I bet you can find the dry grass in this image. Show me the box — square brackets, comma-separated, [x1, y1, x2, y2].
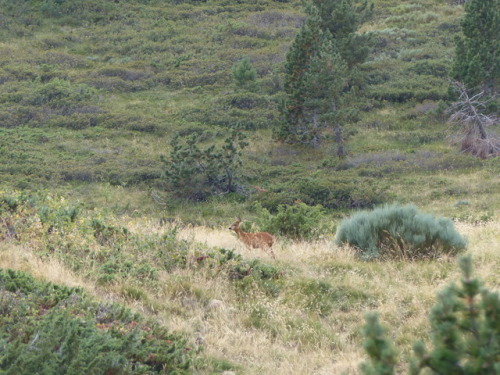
[1, 219, 498, 375]
[129, 218, 499, 374]
[0, 243, 91, 290]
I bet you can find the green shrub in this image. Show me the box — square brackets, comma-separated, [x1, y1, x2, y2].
[232, 56, 258, 91]
[230, 258, 284, 298]
[252, 177, 385, 213]
[161, 130, 248, 201]
[180, 93, 277, 130]
[335, 204, 467, 260]
[27, 79, 97, 110]
[360, 256, 500, 374]
[0, 269, 193, 375]
[254, 201, 327, 241]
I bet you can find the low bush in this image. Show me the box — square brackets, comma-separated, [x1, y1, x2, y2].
[161, 130, 248, 201]
[335, 204, 467, 260]
[254, 201, 327, 241]
[180, 93, 277, 130]
[361, 256, 500, 374]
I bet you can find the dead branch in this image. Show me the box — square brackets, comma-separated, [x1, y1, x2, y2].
[447, 82, 500, 158]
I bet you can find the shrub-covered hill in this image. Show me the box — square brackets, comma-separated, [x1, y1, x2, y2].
[0, 0, 498, 222]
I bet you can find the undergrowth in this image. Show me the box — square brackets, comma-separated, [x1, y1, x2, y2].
[0, 268, 193, 374]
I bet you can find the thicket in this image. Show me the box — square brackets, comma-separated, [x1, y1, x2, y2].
[335, 204, 467, 260]
[250, 173, 385, 213]
[361, 256, 500, 374]
[0, 269, 193, 374]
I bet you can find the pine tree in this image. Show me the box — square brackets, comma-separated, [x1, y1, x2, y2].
[451, 0, 499, 91]
[409, 256, 500, 375]
[312, 0, 373, 68]
[232, 56, 258, 91]
[162, 130, 248, 201]
[360, 313, 398, 375]
[277, 0, 372, 148]
[277, 3, 324, 144]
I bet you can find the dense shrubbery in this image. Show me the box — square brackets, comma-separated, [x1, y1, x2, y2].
[361, 256, 500, 374]
[179, 92, 277, 130]
[336, 204, 467, 260]
[0, 269, 193, 374]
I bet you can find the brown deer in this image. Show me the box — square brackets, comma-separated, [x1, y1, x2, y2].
[228, 218, 276, 259]
[253, 186, 268, 193]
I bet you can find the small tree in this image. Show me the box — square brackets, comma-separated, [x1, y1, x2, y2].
[276, 0, 372, 148]
[232, 56, 258, 91]
[162, 130, 248, 201]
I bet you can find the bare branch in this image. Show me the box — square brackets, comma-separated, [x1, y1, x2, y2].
[447, 81, 499, 158]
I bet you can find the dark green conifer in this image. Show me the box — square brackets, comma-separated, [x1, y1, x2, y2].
[360, 313, 398, 375]
[312, 0, 373, 68]
[277, 0, 372, 148]
[451, 0, 499, 91]
[278, 3, 324, 144]
[232, 56, 258, 91]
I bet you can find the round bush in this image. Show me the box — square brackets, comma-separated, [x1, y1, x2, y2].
[335, 204, 467, 260]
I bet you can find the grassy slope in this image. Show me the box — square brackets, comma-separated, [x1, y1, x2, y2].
[0, 0, 499, 374]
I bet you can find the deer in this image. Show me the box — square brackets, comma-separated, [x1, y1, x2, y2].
[228, 218, 276, 259]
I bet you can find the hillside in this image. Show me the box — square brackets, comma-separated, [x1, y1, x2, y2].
[0, 0, 499, 374]
[0, 0, 498, 219]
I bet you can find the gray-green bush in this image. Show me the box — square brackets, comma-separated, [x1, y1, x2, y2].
[335, 204, 466, 260]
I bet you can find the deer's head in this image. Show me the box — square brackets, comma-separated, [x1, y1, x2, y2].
[229, 218, 242, 231]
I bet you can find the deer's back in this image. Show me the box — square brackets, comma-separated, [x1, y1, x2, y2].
[242, 231, 274, 248]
